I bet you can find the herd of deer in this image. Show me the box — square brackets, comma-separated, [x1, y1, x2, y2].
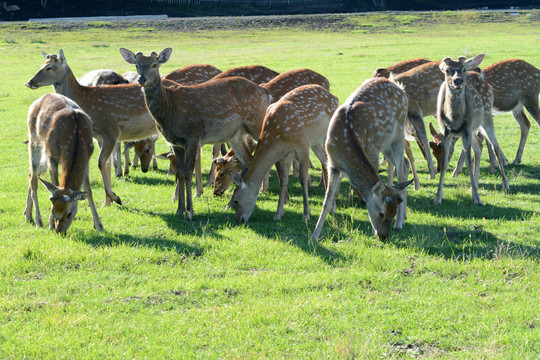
[23, 48, 540, 243]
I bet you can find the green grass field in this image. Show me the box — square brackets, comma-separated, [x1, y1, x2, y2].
[0, 11, 539, 358]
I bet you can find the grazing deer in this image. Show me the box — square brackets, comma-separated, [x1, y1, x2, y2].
[212, 68, 331, 196]
[120, 47, 271, 219]
[372, 58, 431, 79]
[78, 69, 129, 86]
[24, 93, 103, 234]
[228, 84, 338, 223]
[162, 64, 222, 84]
[433, 54, 510, 206]
[26, 50, 161, 206]
[311, 78, 413, 242]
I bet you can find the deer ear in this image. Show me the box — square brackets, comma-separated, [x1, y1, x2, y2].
[429, 122, 439, 137]
[392, 179, 414, 192]
[372, 180, 386, 197]
[41, 51, 48, 59]
[213, 157, 225, 165]
[58, 49, 66, 63]
[158, 48, 173, 64]
[119, 48, 137, 64]
[230, 170, 244, 187]
[39, 177, 59, 194]
[464, 54, 485, 70]
[72, 191, 88, 202]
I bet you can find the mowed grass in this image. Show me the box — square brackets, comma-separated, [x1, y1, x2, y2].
[0, 11, 539, 358]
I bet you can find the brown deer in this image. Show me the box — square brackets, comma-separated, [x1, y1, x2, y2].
[212, 68, 331, 196]
[26, 50, 161, 206]
[311, 78, 413, 242]
[228, 84, 338, 223]
[371, 58, 431, 79]
[162, 64, 222, 84]
[120, 47, 271, 219]
[24, 93, 103, 234]
[433, 54, 510, 206]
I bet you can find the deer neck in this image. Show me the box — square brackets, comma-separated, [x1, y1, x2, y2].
[443, 83, 468, 124]
[54, 66, 83, 101]
[242, 143, 282, 192]
[141, 80, 170, 123]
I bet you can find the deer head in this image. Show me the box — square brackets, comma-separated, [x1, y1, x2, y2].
[124, 135, 159, 173]
[227, 171, 258, 223]
[439, 54, 485, 92]
[366, 180, 409, 240]
[40, 178, 87, 234]
[428, 122, 444, 173]
[119, 48, 172, 87]
[212, 155, 242, 196]
[26, 50, 69, 89]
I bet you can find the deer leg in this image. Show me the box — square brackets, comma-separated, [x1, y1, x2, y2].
[404, 141, 420, 190]
[311, 142, 328, 190]
[274, 154, 294, 222]
[113, 142, 123, 177]
[47, 161, 60, 229]
[408, 113, 436, 179]
[512, 109, 531, 165]
[434, 135, 453, 206]
[480, 126, 510, 192]
[84, 170, 104, 232]
[311, 167, 341, 243]
[183, 142, 200, 220]
[97, 140, 122, 206]
[297, 150, 312, 222]
[471, 134, 483, 186]
[462, 132, 483, 206]
[205, 144, 221, 187]
[384, 142, 407, 230]
[172, 146, 186, 218]
[194, 148, 203, 198]
[26, 173, 44, 227]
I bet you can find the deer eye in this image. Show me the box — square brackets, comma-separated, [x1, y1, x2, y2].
[152, 64, 157, 68]
[378, 212, 384, 218]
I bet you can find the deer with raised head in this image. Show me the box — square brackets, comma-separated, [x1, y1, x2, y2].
[212, 68, 331, 196]
[311, 78, 413, 242]
[433, 54, 510, 206]
[372, 58, 431, 79]
[120, 47, 271, 219]
[228, 84, 338, 223]
[24, 93, 103, 234]
[162, 63, 222, 84]
[26, 50, 162, 206]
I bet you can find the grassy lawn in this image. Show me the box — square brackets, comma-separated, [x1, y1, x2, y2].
[0, 11, 539, 358]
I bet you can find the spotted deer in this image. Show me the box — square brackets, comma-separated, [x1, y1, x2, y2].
[120, 47, 271, 219]
[228, 84, 338, 223]
[24, 93, 103, 234]
[433, 54, 510, 206]
[371, 58, 431, 79]
[311, 78, 413, 242]
[213, 68, 331, 196]
[26, 50, 161, 206]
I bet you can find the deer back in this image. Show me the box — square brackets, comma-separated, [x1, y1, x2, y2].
[78, 69, 129, 86]
[390, 60, 443, 116]
[162, 64, 222, 84]
[261, 68, 330, 102]
[483, 59, 540, 112]
[372, 58, 431, 78]
[211, 65, 279, 85]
